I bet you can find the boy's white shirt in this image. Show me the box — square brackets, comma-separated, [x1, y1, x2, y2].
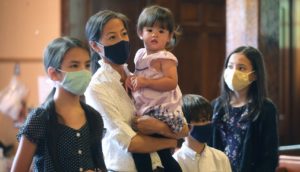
[173, 142, 232, 172]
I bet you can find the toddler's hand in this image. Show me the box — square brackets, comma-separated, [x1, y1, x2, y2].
[130, 76, 147, 91]
[125, 75, 134, 93]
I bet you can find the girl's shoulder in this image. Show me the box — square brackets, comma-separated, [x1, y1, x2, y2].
[81, 102, 103, 123]
[263, 98, 276, 107]
[211, 97, 224, 109]
[17, 105, 51, 143]
[134, 48, 147, 64]
[261, 98, 278, 115]
[151, 50, 178, 63]
[135, 49, 178, 63]
[82, 102, 100, 117]
[25, 104, 52, 125]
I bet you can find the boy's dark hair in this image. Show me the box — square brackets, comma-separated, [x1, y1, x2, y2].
[182, 94, 212, 123]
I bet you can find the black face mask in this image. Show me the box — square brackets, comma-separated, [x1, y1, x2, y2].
[190, 123, 212, 143]
[98, 40, 130, 65]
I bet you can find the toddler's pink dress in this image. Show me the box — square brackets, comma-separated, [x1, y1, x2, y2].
[132, 48, 184, 132]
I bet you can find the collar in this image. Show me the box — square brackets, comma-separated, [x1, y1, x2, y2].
[181, 142, 208, 160]
[96, 59, 130, 81]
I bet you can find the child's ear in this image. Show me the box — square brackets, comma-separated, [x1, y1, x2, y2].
[138, 31, 143, 40]
[47, 67, 60, 81]
[250, 72, 257, 82]
[89, 41, 103, 53]
[168, 32, 174, 42]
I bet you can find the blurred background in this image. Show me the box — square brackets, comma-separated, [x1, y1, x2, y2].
[0, 0, 299, 164]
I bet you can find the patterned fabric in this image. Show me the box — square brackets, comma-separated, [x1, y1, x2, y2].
[17, 100, 103, 172]
[211, 98, 279, 172]
[218, 105, 250, 172]
[132, 48, 185, 132]
[146, 106, 184, 133]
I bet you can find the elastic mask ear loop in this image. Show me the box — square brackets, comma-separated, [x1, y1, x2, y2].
[95, 42, 105, 57]
[56, 68, 66, 73]
[247, 70, 256, 82]
[54, 68, 67, 87]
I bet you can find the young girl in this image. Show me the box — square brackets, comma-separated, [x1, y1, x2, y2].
[126, 5, 186, 172]
[11, 37, 107, 172]
[211, 46, 279, 172]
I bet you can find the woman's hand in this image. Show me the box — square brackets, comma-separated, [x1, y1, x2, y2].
[133, 115, 164, 135]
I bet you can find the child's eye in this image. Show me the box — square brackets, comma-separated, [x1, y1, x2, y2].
[238, 66, 246, 71]
[159, 29, 165, 33]
[227, 65, 233, 69]
[85, 63, 91, 69]
[146, 28, 153, 32]
[70, 64, 79, 68]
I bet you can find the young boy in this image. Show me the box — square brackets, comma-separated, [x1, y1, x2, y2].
[173, 94, 232, 172]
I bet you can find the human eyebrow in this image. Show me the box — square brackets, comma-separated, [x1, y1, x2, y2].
[238, 64, 247, 68]
[68, 61, 80, 68]
[105, 32, 116, 38]
[121, 28, 127, 32]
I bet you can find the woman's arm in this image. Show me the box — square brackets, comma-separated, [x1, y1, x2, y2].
[10, 136, 37, 172]
[134, 115, 189, 139]
[128, 133, 177, 153]
[86, 84, 176, 154]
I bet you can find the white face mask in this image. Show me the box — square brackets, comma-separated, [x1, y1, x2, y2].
[224, 68, 254, 91]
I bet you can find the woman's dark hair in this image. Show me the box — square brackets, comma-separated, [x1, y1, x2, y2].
[220, 46, 268, 119]
[42, 37, 105, 171]
[85, 10, 129, 74]
[137, 5, 182, 51]
[182, 94, 212, 124]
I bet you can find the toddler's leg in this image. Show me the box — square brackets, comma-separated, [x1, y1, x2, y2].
[158, 148, 182, 172]
[132, 153, 153, 172]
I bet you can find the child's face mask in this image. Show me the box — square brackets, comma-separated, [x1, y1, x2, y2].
[223, 68, 254, 91]
[58, 69, 91, 96]
[190, 123, 212, 143]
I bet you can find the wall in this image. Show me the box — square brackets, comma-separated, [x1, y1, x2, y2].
[291, 0, 300, 144]
[0, 0, 61, 151]
[0, 0, 61, 108]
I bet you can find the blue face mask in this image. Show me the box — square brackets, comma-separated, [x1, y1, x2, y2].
[59, 69, 92, 95]
[190, 123, 212, 143]
[97, 40, 130, 65]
